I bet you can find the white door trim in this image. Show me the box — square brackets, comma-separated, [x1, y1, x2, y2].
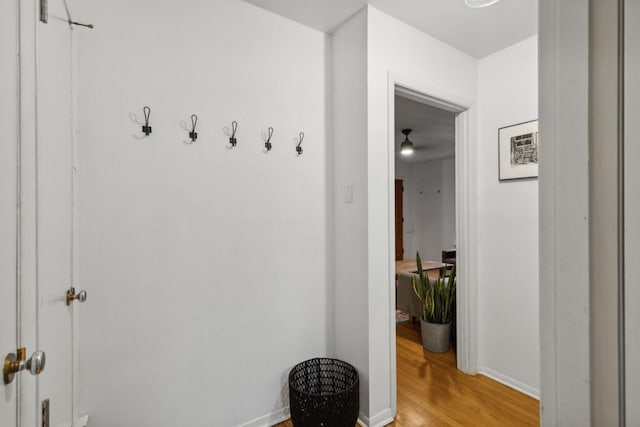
[18, 0, 40, 423]
[386, 71, 477, 415]
[453, 107, 478, 375]
[539, 0, 591, 425]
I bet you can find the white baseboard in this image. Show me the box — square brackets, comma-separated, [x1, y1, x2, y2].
[73, 414, 89, 427]
[240, 407, 291, 427]
[358, 408, 395, 427]
[477, 365, 540, 399]
[241, 406, 395, 427]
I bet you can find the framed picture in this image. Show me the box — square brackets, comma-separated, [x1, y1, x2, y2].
[498, 120, 538, 181]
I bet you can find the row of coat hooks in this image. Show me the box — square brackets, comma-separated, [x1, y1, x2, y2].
[138, 106, 305, 155]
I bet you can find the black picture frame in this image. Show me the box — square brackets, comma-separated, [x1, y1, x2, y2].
[498, 119, 539, 181]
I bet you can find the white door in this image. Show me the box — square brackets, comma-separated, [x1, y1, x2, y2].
[37, 0, 76, 425]
[2, 0, 77, 425]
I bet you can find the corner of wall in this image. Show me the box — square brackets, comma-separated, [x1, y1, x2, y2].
[324, 23, 336, 361]
[331, 5, 371, 415]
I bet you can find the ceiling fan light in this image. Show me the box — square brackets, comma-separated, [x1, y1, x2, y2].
[400, 128, 415, 156]
[465, 0, 501, 8]
[400, 139, 414, 156]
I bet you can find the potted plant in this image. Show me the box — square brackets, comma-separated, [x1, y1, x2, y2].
[412, 252, 456, 353]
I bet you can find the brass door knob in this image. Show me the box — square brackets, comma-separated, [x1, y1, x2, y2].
[3, 348, 46, 385]
[25, 351, 46, 375]
[66, 287, 87, 305]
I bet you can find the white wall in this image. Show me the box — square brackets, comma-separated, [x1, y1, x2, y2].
[413, 160, 444, 262]
[395, 158, 456, 261]
[331, 8, 370, 417]
[441, 158, 456, 250]
[366, 6, 477, 422]
[476, 36, 539, 396]
[394, 160, 414, 258]
[75, 1, 331, 426]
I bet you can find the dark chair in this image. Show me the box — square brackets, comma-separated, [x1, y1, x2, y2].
[442, 249, 456, 265]
[442, 249, 457, 349]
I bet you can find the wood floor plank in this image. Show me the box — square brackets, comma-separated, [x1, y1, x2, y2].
[276, 321, 539, 426]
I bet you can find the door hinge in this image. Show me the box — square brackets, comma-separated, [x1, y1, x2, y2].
[40, 0, 48, 23]
[42, 399, 49, 427]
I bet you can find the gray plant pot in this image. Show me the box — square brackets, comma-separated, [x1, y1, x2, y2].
[420, 318, 452, 353]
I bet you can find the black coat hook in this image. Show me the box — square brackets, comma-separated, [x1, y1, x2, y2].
[189, 114, 198, 142]
[229, 121, 238, 147]
[265, 127, 274, 151]
[296, 132, 304, 155]
[142, 106, 152, 136]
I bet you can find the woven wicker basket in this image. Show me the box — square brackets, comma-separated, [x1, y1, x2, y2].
[289, 358, 359, 427]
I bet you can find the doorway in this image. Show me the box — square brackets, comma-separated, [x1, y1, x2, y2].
[387, 78, 475, 416]
[394, 97, 456, 265]
[393, 88, 459, 386]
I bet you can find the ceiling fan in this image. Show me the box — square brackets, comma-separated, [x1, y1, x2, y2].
[400, 129, 418, 156]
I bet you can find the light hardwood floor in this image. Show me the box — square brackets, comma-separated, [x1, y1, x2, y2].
[277, 321, 539, 426]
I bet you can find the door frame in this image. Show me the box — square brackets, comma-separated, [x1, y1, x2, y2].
[16, 0, 40, 423]
[386, 72, 477, 414]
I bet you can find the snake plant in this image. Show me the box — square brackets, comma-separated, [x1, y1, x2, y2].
[412, 252, 457, 324]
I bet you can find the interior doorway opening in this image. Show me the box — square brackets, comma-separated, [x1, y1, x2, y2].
[393, 92, 458, 347]
[393, 93, 459, 348]
[387, 80, 475, 418]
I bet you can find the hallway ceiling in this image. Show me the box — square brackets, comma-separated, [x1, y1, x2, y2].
[395, 96, 455, 164]
[241, 0, 537, 58]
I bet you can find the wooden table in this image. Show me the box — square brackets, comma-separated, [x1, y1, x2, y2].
[395, 259, 451, 277]
[395, 259, 452, 319]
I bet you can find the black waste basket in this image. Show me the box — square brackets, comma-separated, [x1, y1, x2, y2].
[289, 358, 359, 427]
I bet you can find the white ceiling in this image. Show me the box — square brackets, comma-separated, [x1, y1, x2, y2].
[242, 0, 538, 58]
[395, 96, 456, 164]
